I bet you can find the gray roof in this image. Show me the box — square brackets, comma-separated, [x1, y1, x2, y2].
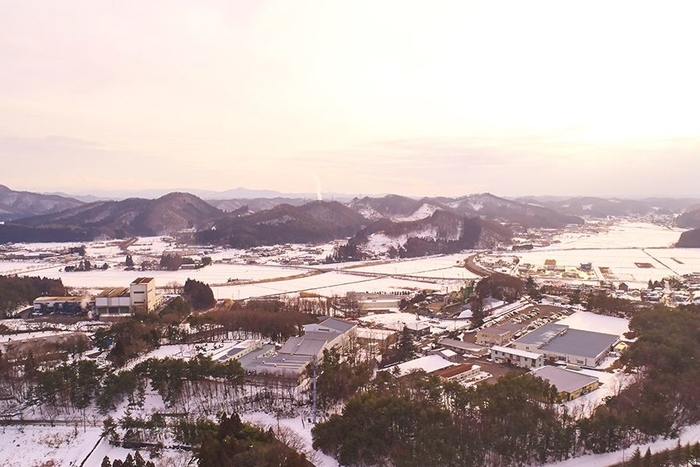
[304, 317, 355, 334]
[246, 353, 312, 377]
[278, 336, 327, 357]
[479, 322, 524, 337]
[439, 338, 487, 352]
[321, 317, 356, 333]
[238, 344, 312, 377]
[532, 366, 599, 394]
[540, 329, 619, 359]
[515, 323, 568, 347]
[491, 345, 543, 360]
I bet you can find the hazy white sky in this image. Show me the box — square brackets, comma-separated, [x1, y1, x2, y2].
[1, 1, 699, 198]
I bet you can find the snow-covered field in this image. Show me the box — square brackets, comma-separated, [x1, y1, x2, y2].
[494, 222, 700, 287]
[349, 253, 479, 280]
[544, 221, 684, 250]
[21, 263, 308, 289]
[211, 271, 462, 300]
[0, 425, 103, 467]
[556, 311, 630, 336]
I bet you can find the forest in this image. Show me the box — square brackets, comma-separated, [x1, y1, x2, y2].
[0, 275, 66, 318]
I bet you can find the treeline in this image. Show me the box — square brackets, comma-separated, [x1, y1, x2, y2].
[0, 224, 92, 243]
[584, 306, 700, 446]
[15, 354, 245, 419]
[0, 275, 66, 317]
[311, 305, 700, 466]
[607, 440, 700, 467]
[193, 301, 317, 342]
[470, 273, 524, 326]
[313, 371, 572, 466]
[193, 413, 309, 467]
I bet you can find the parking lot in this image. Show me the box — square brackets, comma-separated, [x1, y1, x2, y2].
[458, 303, 571, 383]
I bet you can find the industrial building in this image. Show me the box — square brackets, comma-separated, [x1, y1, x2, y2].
[33, 296, 87, 315]
[95, 287, 131, 315]
[438, 338, 490, 357]
[130, 277, 157, 313]
[476, 322, 524, 346]
[95, 277, 160, 316]
[242, 317, 357, 381]
[434, 363, 482, 383]
[513, 323, 619, 368]
[532, 366, 600, 401]
[490, 345, 545, 369]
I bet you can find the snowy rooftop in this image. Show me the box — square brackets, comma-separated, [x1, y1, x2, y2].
[491, 345, 543, 360]
[385, 355, 455, 376]
[532, 366, 599, 394]
[515, 323, 568, 347]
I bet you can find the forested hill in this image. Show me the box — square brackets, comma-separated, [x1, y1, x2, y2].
[196, 201, 368, 248]
[0, 275, 66, 318]
[328, 210, 512, 260]
[676, 228, 700, 247]
[0, 184, 84, 221]
[350, 193, 583, 228]
[0, 192, 223, 241]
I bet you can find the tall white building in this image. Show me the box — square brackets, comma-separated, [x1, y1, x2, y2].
[130, 277, 157, 313]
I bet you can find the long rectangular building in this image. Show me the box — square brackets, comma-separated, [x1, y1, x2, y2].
[513, 323, 619, 368]
[491, 345, 544, 369]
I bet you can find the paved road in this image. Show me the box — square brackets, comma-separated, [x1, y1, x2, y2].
[464, 254, 493, 277]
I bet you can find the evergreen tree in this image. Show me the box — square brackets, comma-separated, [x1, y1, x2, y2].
[629, 447, 641, 467]
[183, 278, 215, 311]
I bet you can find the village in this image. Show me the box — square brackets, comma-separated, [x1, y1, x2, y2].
[1, 220, 700, 466]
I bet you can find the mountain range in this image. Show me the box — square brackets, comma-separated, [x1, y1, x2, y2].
[1, 184, 697, 254]
[0, 185, 83, 221]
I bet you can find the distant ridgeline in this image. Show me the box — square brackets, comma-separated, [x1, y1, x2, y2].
[0, 275, 66, 318]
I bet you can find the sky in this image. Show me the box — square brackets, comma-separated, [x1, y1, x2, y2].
[1, 1, 699, 199]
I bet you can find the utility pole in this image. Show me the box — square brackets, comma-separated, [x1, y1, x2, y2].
[312, 356, 318, 424]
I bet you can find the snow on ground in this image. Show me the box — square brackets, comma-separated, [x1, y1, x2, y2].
[563, 369, 634, 418]
[120, 341, 254, 372]
[83, 437, 192, 467]
[556, 311, 630, 336]
[544, 222, 684, 250]
[644, 248, 700, 276]
[241, 412, 338, 467]
[497, 222, 697, 287]
[0, 425, 103, 467]
[383, 355, 455, 376]
[211, 271, 461, 300]
[542, 422, 700, 467]
[3, 419, 195, 467]
[0, 260, 54, 275]
[0, 330, 76, 344]
[20, 263, 308, 289]
[392, 203, 440, 222]
[512, 247, 681, 286]
[349, 253, 479, 280]
[359, 311, 470, 334]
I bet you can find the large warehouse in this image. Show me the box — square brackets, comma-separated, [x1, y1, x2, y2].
[513, 323, 619, 368]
